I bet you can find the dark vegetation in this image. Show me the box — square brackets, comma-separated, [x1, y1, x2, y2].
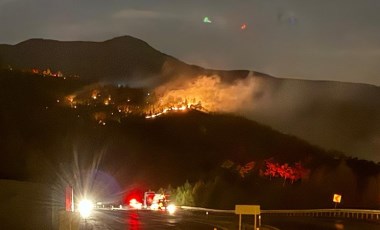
[0, 69, 379, 210]
[1, 36, 379, 162]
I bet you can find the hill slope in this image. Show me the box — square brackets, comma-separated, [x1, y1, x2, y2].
[0, 36, 173, 85]
[0, 70, 379, 209]
[0, 36, 379, 162]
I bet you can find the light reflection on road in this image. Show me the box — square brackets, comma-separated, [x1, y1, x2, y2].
[83, 209, 225, 230]
[82, 209, 380, 230]
[263, 216, 380, 230]
[127, 212, 140, 230]
[334, 220, 344, 230]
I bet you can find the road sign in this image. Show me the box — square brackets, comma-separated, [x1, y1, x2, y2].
[333, 194, 342, 209]
[333, 194, 342, 203]
[235, 205, 260, 230]
[235, 205, 260, 215]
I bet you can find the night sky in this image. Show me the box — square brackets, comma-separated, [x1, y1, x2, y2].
[1, 0, 379, 85]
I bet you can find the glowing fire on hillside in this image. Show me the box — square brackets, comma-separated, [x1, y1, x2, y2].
[62, 73, 261, 121]
[145, 104, 194, 119]
[145, 75, 258, 119]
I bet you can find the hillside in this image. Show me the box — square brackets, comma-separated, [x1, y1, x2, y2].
[0, 36, 379, 161]
[0, 36, 207, 87]
[0, 69, 379, 209]
[0, 69, 326, 182]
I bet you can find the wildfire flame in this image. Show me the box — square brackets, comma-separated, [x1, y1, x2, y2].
[62, 73, 262, 121]
[145, 75, 259, 118]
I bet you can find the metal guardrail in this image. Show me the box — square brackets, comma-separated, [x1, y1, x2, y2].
[261, 209, 380, 221]
[97, 205, 380, 222]
[180, 206, 380, 221]
[181, 206, 235, 213]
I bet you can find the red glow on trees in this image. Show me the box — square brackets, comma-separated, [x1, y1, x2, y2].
[263, 159, 310, 185]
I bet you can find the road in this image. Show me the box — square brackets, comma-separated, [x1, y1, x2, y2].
[80, 209, 380, 230]
[262, 216, 380, 230]
[80, 209, 235, 230]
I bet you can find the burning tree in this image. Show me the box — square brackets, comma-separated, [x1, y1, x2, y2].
[263, 159, 309, 186]
[263, 159, 279, 180]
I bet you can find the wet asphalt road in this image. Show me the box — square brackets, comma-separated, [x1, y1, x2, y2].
[262, 216, 380, 230]
[80, 209, 380, 230]
[80, 209, 230, 230]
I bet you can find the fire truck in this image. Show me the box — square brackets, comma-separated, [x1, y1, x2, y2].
[143, 191, 169, 210]
[129, 191, 176, 213]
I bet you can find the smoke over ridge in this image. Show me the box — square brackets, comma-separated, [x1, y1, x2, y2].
[151, 70, 380, 162]
[153, 73, 261, 113]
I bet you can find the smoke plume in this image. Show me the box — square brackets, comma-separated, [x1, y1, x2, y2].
[152, 72, 380, 162]
[153, 73, 263, 114]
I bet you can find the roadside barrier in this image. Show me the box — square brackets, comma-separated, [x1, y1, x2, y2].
[180, 206, 380, 222]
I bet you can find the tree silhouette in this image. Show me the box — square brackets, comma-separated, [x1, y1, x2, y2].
[173, 180, 195, 206]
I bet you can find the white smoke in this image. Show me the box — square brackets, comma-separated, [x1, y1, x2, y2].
[152, 71, 380, 162]
[153, 73, 264, 113]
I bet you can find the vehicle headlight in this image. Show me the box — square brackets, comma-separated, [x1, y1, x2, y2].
[78, 199, 94, 218]
[167, 204, 176, 214]
[150, 203, 159, 210]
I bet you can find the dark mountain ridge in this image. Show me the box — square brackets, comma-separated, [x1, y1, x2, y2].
[0, 36, 170, 84]
[0, 36, 379, 162]
[0, 69, 379, 209]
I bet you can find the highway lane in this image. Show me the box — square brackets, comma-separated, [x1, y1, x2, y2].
[262, 216, 380, 230]
[79, 209, 380, 230]
[79, 209, 233, 230]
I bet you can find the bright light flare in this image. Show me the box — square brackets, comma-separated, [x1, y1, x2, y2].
[129, 199, 142, 209]
[167, 204, 176, 214]
[78, 199, 94, 218]
[150, 203, 159, 210]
